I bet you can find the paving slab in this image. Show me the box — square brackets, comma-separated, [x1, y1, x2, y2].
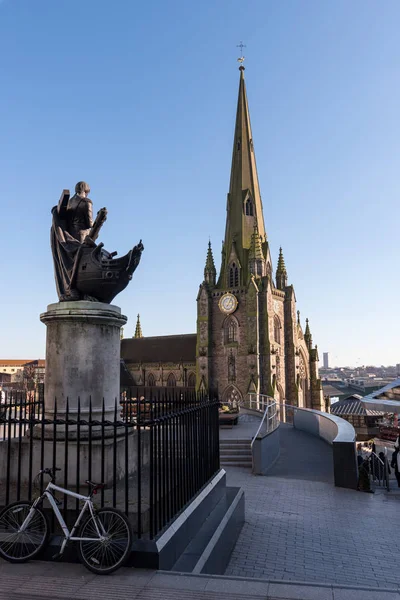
[268, 582, 333, 600]
[204, 577, 270, 596]
[332, 589, 400, 600]
[151, 572, 210, 590]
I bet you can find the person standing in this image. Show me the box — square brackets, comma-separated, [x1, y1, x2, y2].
[391, 436, 400, 488]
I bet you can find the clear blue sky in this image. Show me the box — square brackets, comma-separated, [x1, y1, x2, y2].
[1, 0, 399, 367]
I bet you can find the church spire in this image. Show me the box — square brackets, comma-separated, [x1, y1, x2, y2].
[134, 314, 143, 338]
[204, 240, 216, 286]
[276, 247, 288, 290]
[219, 66, 267, 287]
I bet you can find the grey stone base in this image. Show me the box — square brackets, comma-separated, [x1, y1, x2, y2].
[129, 469, 245, 572]
[0, 430, 148, 490]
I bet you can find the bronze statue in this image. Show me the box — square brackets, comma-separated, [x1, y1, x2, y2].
[51, 182, 143, 303]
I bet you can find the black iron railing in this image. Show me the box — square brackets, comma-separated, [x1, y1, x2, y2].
[0, 388, 220, 540]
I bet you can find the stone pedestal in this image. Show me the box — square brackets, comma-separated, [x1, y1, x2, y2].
[40, 301, 127, 422]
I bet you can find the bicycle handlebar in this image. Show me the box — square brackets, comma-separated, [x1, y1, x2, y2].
[39, 467, 61, 481]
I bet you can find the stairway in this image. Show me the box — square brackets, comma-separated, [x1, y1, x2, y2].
[220, 439, 252, 468]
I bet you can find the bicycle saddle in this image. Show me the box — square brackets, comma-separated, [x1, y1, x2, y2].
[85, 480, 106, 492]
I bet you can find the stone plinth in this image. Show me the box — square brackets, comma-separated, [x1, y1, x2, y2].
[40, 301, 127, 422]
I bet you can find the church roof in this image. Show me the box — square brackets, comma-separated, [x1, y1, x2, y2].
[121, 334, 196, 364]
[120, 360, 135, 387]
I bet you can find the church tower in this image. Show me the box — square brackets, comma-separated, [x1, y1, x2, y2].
[196, 66, 324, 411]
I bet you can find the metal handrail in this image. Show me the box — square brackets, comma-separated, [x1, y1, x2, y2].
[245, 393, 279, 447]
[369, 450, 390, 492]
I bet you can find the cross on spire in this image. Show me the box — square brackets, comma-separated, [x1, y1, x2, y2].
[237, 41, 246, 66]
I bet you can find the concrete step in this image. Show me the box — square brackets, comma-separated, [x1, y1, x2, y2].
[219, 440, 251, 446]
[221, 461, 252, 468]
[219, 443, 251, 449]
[220, 448, 251, 455]
[171, 486, 244, 574]
[221, 455, 252, 462]
[220, 455, 251, 461]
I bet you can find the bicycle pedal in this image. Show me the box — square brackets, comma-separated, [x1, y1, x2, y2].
[52, 552, 62, 560]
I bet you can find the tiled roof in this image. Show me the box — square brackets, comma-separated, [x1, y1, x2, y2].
[331, 396, 384, 417]
[0, 359, 44, 367]
[121, 334, 196, 364]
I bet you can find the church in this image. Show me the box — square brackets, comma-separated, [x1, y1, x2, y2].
[121, 66, 324, 412]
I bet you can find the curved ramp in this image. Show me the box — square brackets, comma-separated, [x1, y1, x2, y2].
[267, 422, 334, 483]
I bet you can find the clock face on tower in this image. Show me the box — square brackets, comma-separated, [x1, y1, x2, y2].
[218, 293, 238, 315]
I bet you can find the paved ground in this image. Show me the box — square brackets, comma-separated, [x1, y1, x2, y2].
[224, 423, 400, 589]
[219, 413, 262, 441]
[2, 420, 400, 598]
[1, 561, 400, 600]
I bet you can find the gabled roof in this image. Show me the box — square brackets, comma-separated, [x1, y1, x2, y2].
[331, 395, 384, 417]
[121, 334, 196, 364]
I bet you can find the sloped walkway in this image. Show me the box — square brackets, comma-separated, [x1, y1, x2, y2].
[267, 422, 334, 483]
[224, 423, 400, 589]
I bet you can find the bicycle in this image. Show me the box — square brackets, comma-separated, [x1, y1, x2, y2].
[0, 467, 132, 575]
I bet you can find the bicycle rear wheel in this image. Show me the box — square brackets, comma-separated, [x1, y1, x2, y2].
[0, 501, 49, 562]
[78, 507, 132, 575]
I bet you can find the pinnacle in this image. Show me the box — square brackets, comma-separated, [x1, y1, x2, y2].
[205, 240, 216, 273]
[134, 314, 143, 338]
[204, 239, 217, 286]
[305, 318, 311, 336]
[276, 247, 287, 275]
[249, 223, 263, 260]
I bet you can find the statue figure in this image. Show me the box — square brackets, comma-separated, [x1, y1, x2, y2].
[63, 181, 93, 244]
[228, 349, 236, 383]
[51, 182, 143, 303]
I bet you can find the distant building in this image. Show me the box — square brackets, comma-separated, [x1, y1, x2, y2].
[0, 359, 45, 384]
[0, 373, 11, 384]
[323, 353, 329, 369]
[330, 395, 385, 440]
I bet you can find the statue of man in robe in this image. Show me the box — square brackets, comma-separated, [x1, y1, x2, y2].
[51, 182, 100, 301]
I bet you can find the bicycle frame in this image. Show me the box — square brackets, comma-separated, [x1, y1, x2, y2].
[21, 482, 105, 556]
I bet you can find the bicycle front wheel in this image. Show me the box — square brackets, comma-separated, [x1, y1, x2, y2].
[0, 501, 49, 562]
[78, 507, 132, 575]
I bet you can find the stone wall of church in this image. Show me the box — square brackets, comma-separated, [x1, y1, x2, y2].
[208, 288, 254, 403]
[283, 287, 300, 407]
[125, 362, 197, 389]
[270, 290, 286, 401]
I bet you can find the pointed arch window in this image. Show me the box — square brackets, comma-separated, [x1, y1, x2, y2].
[167, 373, 176, 387]
[245, 198, 254, 216]
[229, 262, 239, 288]
[274, 315, 281, 345]
[225, 318, 237, 344]
[187, 372, 196, 388]
[147, 373, 156, 387]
